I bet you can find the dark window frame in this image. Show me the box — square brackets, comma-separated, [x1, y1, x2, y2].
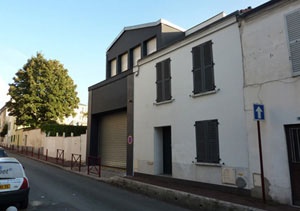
[195, 119, 220, 163]
[192, 40, 215, 94]
[156, 58, 172, 103]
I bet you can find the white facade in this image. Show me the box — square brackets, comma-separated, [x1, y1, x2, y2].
[240, 0, 300, 204]
[134, 14, 250, 188]
[60, 103, 88, 126]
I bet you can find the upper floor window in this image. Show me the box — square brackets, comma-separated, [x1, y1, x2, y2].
[286, 10, 300, 75]
[146, 37, 157, 55]
[121, 53, 128, 72]
[110, 59, 117, 77]
[192, 41, 215, 94]
[132, 45, 141, 66]
[195, 119, 219, 163]
[156, 58, 171, 103]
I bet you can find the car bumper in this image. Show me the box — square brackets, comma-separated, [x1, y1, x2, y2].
[0, 188, 30, 205]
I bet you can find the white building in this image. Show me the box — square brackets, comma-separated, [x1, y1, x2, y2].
[60, 103, 88, 126]
[134, 11, 250, 190]
[240, 0, 300, 205]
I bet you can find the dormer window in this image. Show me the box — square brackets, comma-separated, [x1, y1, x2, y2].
[133, 46, 141, 66]
[121, 53, 128, 72]
[143, 37, 157, 56]
[110, 59, 117, 77]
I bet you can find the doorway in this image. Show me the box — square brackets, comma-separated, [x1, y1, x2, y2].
[285, 124, 300, 206]
[162, 126, 172, 175]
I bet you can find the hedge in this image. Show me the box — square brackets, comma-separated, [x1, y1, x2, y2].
[41, 124, 87, 137]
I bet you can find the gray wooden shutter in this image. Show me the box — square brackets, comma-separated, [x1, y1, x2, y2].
[164, 59, 171, 100]
[195, 119, 219, 163]
[286, 10, 300, 74]
[192, 46, 202, 94]
[156, 59, 171, 102]
[203, 41, 215, 91]
[192, 41, 214, 94]
[195, 121, 206, 162]
[206, 120, 219, 163]
[156, 62, 163, 102]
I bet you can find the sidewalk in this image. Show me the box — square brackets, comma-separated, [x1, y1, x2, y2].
[9, 150, 300, 211]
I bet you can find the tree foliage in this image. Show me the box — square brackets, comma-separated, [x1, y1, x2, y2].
[6, 53, 80, 128]
[0, 123, 8, 137]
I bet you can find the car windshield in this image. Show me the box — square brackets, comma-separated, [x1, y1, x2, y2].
[0, 162, 23, 178]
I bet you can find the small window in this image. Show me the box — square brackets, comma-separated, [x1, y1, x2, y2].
[121, 53, 128, 72]
[110, 59, 117, 77]
[192, 41, 215, 94]
[195, 119, 219, 163]
[147, 37, 157, 55]
[133, 46, 141, 66]
[286, 10, 300, 74]
[156, 59, 171, 103]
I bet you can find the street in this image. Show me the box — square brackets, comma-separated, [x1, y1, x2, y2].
[4, 153, 189, 211]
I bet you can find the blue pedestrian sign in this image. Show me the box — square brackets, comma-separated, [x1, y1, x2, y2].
[253, 104, 265, 121]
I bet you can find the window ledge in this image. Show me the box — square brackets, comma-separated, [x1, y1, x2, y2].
[292, 71, 300, 77]
[153, 99, 175, 106]
[190, 88, 220, 98]
[195, 162, 222, 167]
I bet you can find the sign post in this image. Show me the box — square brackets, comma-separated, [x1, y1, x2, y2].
[253, 104, 266, 203]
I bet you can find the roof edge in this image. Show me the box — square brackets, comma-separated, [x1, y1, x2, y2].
[106, 19, 185, 51]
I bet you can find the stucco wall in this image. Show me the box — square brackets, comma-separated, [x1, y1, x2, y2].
[241, 1, 300, 204]
[43, 134, 87, 162]
[134, 18, 249, 187]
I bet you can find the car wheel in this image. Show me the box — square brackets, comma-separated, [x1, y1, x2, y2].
[20, 197, 29, 209]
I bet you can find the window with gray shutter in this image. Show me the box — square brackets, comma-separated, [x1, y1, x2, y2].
[156, 59, 171, 102]
[286, 10, 300, 74]
[195, 119, 219, 163]
[192, 41, 215, 93]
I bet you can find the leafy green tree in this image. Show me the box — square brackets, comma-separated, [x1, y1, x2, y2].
[0, 123, 8, 137]
[6, 53, 80, 128]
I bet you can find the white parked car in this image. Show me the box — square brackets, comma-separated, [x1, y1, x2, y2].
[0, 157, 30, 209]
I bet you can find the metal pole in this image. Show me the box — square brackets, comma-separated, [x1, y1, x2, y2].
[257, 121, 266, 203]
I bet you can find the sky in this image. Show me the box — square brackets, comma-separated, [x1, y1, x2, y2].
[0, 0, 269, 107]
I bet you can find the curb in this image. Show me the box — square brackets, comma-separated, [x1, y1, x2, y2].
[106, 176, 265, 211]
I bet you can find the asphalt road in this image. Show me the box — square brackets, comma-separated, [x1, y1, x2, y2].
[5, 153, 189, 211]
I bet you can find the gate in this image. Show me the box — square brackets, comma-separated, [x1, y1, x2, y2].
[285, 124, 300, 205]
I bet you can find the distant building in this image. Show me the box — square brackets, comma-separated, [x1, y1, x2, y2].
[59, 103, 88, 126]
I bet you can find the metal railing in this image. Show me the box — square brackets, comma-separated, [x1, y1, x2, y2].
[56, 149, 64, 166]
[87, 156, 101, 177]
[71, 153, 82, 172]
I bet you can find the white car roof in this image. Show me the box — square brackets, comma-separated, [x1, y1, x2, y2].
[0, 157, 19, 163]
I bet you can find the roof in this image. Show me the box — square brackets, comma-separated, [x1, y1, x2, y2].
[185, 12, 226, 36]
[106, 19, 185, 51]
[238, 0, 282, 18]
[0, 157, 19, 163]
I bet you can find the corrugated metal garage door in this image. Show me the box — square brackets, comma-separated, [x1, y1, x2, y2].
[100, 111, 127, 168]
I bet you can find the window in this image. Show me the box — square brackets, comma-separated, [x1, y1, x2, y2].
[147, 37, 157, 55]
[195, 119, 219, 163]
[110, 59, 117, 77]
[156, 59, 171, 103]
[121, 53, 128, 72]
[133, 46, 141, 66]
[286, 10, 300, 74]
[192, 41, 215, 94]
